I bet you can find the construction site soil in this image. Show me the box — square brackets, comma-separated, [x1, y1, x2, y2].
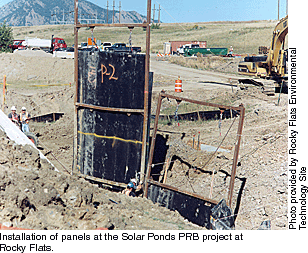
[0, 50, 288, 230]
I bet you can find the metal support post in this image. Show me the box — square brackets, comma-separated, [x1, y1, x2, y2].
[227, 104, 245, 207]
[139, 0, 152, 184]
[73, 0, 79, 174]
[144, 92, 162, 198]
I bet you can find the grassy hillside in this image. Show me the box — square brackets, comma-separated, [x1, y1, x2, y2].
[12, 19, 286, 54]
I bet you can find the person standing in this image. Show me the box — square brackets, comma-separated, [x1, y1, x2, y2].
[19, 107, 31, 133]
[8, 106, 19, 126]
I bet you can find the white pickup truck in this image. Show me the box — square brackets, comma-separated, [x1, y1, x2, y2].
[177, 44, 200, 55]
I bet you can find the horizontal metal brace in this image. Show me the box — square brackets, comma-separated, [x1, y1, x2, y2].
[76, 102, 144, 113]
[76, 23, 149, 29]
[74, 172, 127, 188]
[147, 179, 219, 205]
[160, 92, 243, 111]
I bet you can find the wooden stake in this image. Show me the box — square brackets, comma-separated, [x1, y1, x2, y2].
[163, 157, 170, 184]
[2, 75, 6, 111]
[209, 170, 215, 199]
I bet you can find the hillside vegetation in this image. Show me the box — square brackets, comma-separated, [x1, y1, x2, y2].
[12, 19, 286, 55]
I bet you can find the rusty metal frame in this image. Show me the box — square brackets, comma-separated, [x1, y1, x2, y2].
[76, 102, 144, 114]
[73, 0, 152, 184]
[144, 91, 245, 208]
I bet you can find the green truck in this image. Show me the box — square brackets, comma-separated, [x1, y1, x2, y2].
[184, 47, 228, 57]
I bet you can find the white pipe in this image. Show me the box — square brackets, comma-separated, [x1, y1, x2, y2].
[0, 109, 57, 170]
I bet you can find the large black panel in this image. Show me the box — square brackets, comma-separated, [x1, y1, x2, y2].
[78, 51, 145, 109]
[77, 51, 148, 184]
[147, 184, 213, 228]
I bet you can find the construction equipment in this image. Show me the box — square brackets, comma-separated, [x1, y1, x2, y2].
[238, 15, 288, 94]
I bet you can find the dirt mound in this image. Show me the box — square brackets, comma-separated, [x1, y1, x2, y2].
[0, 130, 202, 230]
[0, 51, 73, 85]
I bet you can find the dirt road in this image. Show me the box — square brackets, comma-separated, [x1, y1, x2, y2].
[150, 56, 239, 92]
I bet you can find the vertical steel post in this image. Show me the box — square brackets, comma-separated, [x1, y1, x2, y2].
[144, 92, 162, 198]
[227, 104, 245, 207]
[140, 0, 151, 183]
[74, 0, 79, 106]
[73, 0, 79, 174]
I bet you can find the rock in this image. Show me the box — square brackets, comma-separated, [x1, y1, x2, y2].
[27, 75, 38, 80]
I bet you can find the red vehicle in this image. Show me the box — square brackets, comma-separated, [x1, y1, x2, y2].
[9, 40, 26, 50]
[52, 37, 67, 51]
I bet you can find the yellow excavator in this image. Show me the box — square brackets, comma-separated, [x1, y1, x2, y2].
[238, 15, 288, 94]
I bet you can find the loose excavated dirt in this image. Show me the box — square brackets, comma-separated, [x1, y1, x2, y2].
[0, 130, 202, 230]
[0, 51, 288, 230]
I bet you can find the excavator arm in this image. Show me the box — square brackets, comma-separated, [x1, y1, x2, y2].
[267, 15, 288, 75]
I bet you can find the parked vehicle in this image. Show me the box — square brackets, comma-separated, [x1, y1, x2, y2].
[52, 37, 67, 51]
[53, 47, 75, 59]
[9, 40, 26, 51]
[102, 42, 112, 51]
[106, 43, 141, 53]
[79, 42, 88, 49]
[184, 47, 228, 57]
[169, 40, 207, 54]
[177, 44, 200, 55]
[24, 36, 67, 53]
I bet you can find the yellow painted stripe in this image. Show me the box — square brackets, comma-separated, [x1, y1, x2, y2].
[0, 83, 71, 87]
[30, 83, 72, 87]
[78, 131, 142, 144]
